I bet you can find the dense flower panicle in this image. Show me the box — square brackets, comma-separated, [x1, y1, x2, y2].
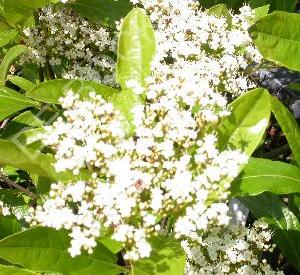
[182, 221, 283, 275]
[21, 6, 117, 85]
[29, 1, 279, 273]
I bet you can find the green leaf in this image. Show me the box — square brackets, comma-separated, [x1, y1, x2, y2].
[132, 235, 185, 275]
[0, 216, 22, 239]
[116, 8, 156, 89]
[1, 110, 43, 139]
[12, 127, 46, 150]
[0, 227, 122, 275]
[218, 88, 270, 156]
[7, 76, 35, 92]
[253, 5, 269, 22]
[99, 237, 122, 254]
[207, 4, 232, 25]
[0, 45, 27, 85]
[113, 89, 138, 136]
[240, 193, 300, 272]
[231, 158, 300, 196]
[68, 0, 132, 27]
[0, 29, 18, 47]
[0, 139, 70, 181]
[288, 81, 300, 92]
[0, 264, 38, 274]
[249, 12, 300, 72]
[270, 0, 297, 12]
[2, 0, 51, 27]
[271, 96, 300, 167]
[0, 189, 28, 207]
[0, 87, 39, 121]
[26, 79, 117, 104]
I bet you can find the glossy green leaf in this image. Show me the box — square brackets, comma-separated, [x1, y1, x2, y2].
[26, 79, 117, 104]
[0, 264, 38, 274]
[132, 235, 185, 275]
[253, 5, 269, 22]
[0, 29, 18, 47]
[231, 158, 300, 196]
[12, 127, 45, 150]
[218, 88, 270, 156]
[0, 227, 122, 275]
[271, 96, 300, 167]
[0, 139, 71, 181]
[0, 87, 39, 121]
[2, 0, 51, 26]
[208, 4, 232, 24]
[249, 12, 300, 71]
[0, 45, 27, 85]
[113, 89, 138, 136]
[0, 216, 22, 239]
[68, 0, 132, 27]
[116, 8, 156, 89]
[7, 76, 35, 92]
[240, 193, 300, 272]
[1, 110, 43, 139]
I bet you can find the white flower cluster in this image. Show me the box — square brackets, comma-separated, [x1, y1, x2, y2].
[21, 6, 117, 85]
[134, 0, 262, 99]
[30, 1, 273, 272]
[31, 89, 247, 260]
[182, 221, 283, 275]
[0, 200, 11, 216]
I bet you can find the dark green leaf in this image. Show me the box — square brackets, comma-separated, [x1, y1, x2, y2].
[0, 87, 39, 121]
[0, 227, 122, 275]
[0, 216, 22, 239]
[0, 45, 27, 85]
[26, 79, 117, 104]
[0, 110, 43, 139]
[249, 12, 300, 71]
[132, 235, 185, 275]
[68, 0, 132, 27]
[218, 88, 270, 156]
[231, 158, 300, 196]
[271, 96, 300, 167]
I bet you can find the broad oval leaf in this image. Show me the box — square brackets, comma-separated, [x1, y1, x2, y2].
[218, 88, 271, 156]
[116, 8, 156, 89]
[0, 227, 122, 275]
[0, 216, 22, 239]
[0, 139, 72, 181]
[68, 0, 133, 27]
[271, 96, 300, 167]
[0, 29, 18, 47]
[0, 264, 38, 274]
[249, 12, 300, 71]
[0, 110, 43, 139]
[0, 45, 27, 85]
[26, 79, 117, 104]
[132, 235, 185, 275]
[2, 0, 51, 27]
[0, 87, 39, 121]
[7, 75, 35, 92]
[231, 158, 300, 196]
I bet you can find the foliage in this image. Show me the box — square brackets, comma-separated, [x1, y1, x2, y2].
[0, 0, 299, 274]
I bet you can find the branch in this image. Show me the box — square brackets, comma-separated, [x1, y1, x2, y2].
[0, 173, 37, 200]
